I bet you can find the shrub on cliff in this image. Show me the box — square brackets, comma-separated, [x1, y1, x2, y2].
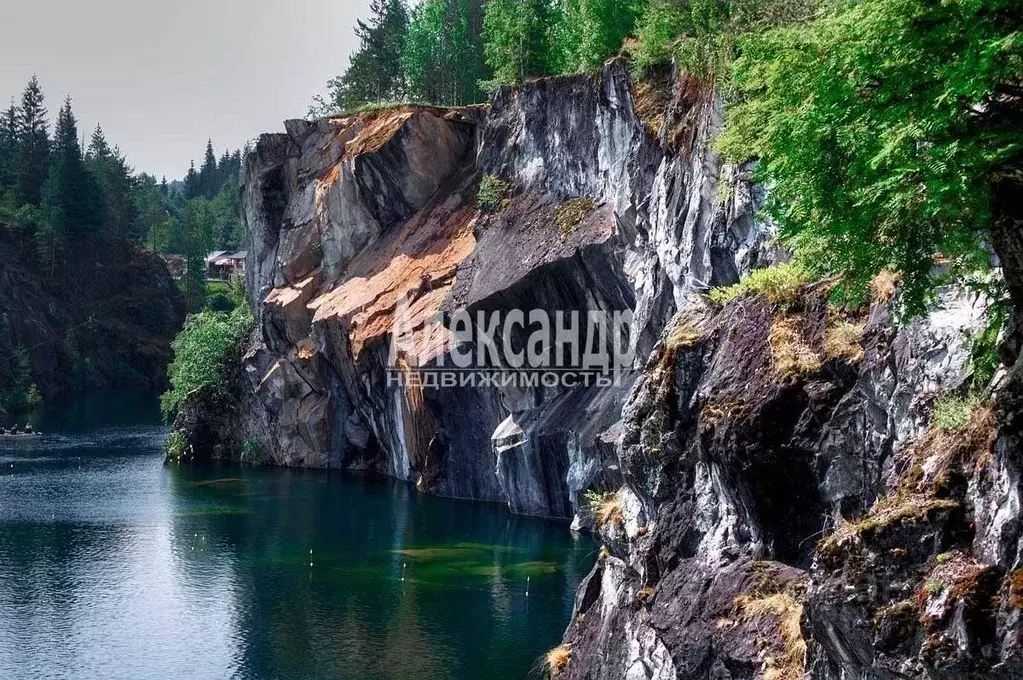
[477, 174, 510, 213]
[159, 304, 253, 421]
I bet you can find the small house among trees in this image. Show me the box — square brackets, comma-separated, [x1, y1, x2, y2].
[205, 250, 246, 280]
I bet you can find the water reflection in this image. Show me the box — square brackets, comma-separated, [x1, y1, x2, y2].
[0, 403, 594, 680]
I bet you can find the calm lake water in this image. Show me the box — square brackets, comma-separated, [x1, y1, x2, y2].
[0, 395, 594, 679]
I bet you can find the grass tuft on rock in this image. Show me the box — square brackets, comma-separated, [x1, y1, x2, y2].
[824, 319, 865, 362]
[584, 490, 624, 530]
[708, 262, 809, 307]
[665, 324, 702, 351]
[734, 592, 806, 680]
[769, 315, 821, 381]
[554, 197, 596, 235]
[932, 393, 985, 432]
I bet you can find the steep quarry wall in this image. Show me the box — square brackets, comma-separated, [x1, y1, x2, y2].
[180, 60, 772, 520]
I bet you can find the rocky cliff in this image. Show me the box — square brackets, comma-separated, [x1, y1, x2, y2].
[175, 59, 1023, 678]
[176, 60, 773, 520]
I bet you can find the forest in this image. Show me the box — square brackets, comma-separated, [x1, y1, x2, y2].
[0, 77, 247, 414]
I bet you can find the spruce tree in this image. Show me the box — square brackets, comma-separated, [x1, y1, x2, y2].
[0, 101, 18, 191]
[199, 139, 218, 199]
[183, 161, 201, 200]
[323, 0, 411, 112]
[41, 97, 103, 265]
[87, 125, 139, 240]
[15, 76, 50, 206]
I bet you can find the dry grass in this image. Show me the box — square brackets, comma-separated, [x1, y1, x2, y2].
[554, 198, 596, 235]
[822, 495, 960, 556]
[544, 645, 572, 677]
[769, 315, 822, 380]
[734, 592, 806, 680]
[824, 319, 865, 362]
[636, 586, 655, 603]
[870, 270, 901, 304]
[585, 490, 624, 530]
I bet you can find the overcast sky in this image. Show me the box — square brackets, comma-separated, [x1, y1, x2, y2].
[0, 0, 373, 180]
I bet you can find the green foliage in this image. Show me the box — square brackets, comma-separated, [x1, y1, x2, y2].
[315, 0, 410, 114]
[477, 174, 510, 212]
[403, 0, 490, 106]
[967, 295, 1010, 390]
[318, 0, 643, 104]
[707, 262, 809, 306]
[166, 432, 187, 458]
[183, 199, 215, 313]
[15, 76, 50, 207]
[719, 0, 1023, 317]
[42, 98, 105, 245]
[205, 281, 237, 313]
[559, 0, 643, 72]
[932, 393, 985, 432]
[633, 0, 816, 80]
[159, 305, 254, 421]
[482, 0, 554, 88]
[87, 125, 140, 240]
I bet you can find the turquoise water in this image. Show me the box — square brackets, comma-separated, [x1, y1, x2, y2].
[0, 396, 594, 679]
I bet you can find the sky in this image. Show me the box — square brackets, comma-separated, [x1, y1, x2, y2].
[0, 0, 373, 181]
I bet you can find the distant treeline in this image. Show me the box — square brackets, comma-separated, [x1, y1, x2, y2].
[0, 76, 246, 313]
[311, 0, 647, 113]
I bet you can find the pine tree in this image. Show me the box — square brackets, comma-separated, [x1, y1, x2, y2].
[87, 124, 112, 160]
[322, 0, 411, 112]
[217, 149, 233, 188]
[15, 76, 50, 206]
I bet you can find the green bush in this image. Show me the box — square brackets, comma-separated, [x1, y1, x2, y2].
[477, 174, 510, 213]
[159, 304, 253, 421]
[932, 393, 984, 432]
[165, 432, 187, 459]
[708, 262, 809, 307]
